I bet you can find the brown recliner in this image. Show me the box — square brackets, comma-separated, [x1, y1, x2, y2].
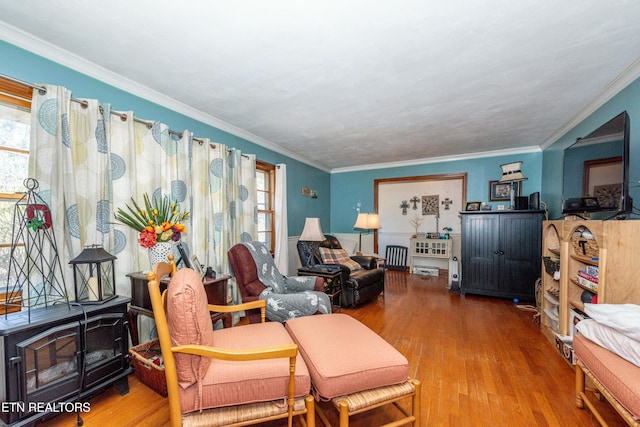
[228, 243, 325, 323]
[297, 235, 384, 307]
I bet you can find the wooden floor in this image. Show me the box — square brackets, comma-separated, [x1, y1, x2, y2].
[42, 271, 626, 426]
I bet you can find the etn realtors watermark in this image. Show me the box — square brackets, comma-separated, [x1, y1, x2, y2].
[1, 401, 91, 413]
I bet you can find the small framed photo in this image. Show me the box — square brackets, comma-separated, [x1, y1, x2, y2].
[489, 180, 521, 201]
[465, 201, 481, 211]
[582, 197, 600, 208]
[189, 255, 205, 279]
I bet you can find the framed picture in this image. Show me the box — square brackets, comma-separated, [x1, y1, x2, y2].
[189, 255, 205, 279]
[489, 180, 521, 201]
[465, 201, 481, 211]
[422, 195, 439, 215]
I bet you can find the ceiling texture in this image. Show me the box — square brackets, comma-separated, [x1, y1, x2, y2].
[2, 1, 640, 172]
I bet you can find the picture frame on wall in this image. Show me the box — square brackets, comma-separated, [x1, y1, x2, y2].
[465, 201, 481, 211]
[489, 180, 521, 201]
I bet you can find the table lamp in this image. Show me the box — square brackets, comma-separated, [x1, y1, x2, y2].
[353, 213, 381, 255]
[498, 161, 527, 209]
[300, 218, 325, 267]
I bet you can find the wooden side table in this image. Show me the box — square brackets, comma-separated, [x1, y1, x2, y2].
[127, 272, 231, 346]
[297, 266, 344, 309]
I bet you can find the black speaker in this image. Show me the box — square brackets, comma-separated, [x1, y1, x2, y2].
[515, 196, 528, 210]
[529, 192, 540, 210]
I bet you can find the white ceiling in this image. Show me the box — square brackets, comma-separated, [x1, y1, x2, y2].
[2, 1, 640, 172]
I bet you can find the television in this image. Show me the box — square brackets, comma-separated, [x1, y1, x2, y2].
[562, 111, 632, 217]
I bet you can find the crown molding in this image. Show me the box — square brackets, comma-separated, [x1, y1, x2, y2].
[0, 21, 331, 172]
[3, 19, 635, 174]
[331, 146, 541, 174]
[540, 56, 640, 150]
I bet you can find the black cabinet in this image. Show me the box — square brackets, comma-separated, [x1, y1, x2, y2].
[460, 210, 543, 301]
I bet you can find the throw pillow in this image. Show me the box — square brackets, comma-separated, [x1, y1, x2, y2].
[319, 247, 361, 271]
[166, 268, 215, 389]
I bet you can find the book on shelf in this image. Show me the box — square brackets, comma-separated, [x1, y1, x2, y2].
[576, 274, 598, 291]
[577, 270, 598, 284]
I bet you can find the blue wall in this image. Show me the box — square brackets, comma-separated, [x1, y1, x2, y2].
[0, 41, 331, 236]
[5, 39, 640, 232]
[330, 151, 543, 232]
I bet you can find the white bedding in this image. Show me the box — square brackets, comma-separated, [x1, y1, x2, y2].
[583, 303, 640, 341]
[576, 318, 640, 367]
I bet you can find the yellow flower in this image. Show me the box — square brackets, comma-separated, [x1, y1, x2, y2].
[160, 229, 173, 241]
[114, 192, 190, 246]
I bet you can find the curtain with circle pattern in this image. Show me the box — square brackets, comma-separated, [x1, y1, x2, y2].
[191, 138, 256, 305]
[29, 85, 256, 304]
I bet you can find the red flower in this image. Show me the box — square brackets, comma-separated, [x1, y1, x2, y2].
[138, 229, 158, 249]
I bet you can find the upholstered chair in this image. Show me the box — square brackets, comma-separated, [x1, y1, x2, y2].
[297, 234, 384, 307]
[146, 256, 315, 427]
[228, 241, 329, 323]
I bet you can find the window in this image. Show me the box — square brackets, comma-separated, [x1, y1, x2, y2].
[256, 161, 275, 253]
[0, 77, 32, 287]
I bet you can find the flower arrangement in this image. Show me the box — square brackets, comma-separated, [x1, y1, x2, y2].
[114, 193, 189, 248]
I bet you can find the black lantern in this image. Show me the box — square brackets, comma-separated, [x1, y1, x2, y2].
[69, 245, 117, 304]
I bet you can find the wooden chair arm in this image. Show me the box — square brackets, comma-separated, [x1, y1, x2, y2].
[172, 343, 298, 361]
[208, 299, 265, 312]
[208, 299, 267, 323]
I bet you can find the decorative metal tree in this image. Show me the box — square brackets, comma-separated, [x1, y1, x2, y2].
[5, 178, 69, 319]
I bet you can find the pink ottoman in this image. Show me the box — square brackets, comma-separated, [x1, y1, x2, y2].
[285, 313, 420, 426]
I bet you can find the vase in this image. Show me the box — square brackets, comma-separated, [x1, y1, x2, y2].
[148, 242, 174, 269]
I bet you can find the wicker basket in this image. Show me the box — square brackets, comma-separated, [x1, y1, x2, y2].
[570, 236, 599, 258]
[129, 339, 167, 397]
[542, 256, 560, 275]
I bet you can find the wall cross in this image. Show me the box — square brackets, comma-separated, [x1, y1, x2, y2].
[410, 196, 420, 210]
[441, 198, 453, 210]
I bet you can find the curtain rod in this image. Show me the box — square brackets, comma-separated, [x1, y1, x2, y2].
[0, 72, 208, 145]
[1, 72, 251, 157]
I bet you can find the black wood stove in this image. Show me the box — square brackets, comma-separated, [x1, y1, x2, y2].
[0, 297, 131, 426]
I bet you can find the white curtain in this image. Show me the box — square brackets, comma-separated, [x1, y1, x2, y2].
[205, 143, 257, 304]
[27, 85, 73, 306]
[109, 114, 192, 280]
[28, 85, 256, 308]
[274, 163, 289, 273]
[29, 87, 113, 302]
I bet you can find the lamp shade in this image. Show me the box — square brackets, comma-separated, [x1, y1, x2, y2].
[300, 218, 325, 241]
[498, 161, 528, 183]
[354, 213, 368, 229]
[353, 213, 381, 230]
